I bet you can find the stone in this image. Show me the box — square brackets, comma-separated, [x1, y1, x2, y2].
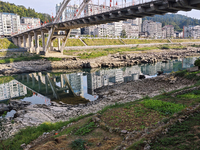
[20, 143, 26, 149]
[139, 75, 146, 79]
[121, 130, 128, 134]
[187, 66, 199, 72]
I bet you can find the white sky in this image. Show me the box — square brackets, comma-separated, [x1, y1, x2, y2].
[3, 0, 200, 19]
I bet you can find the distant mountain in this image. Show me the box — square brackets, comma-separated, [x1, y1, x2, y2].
[143, 13, 200, 32]
[0, 1, 51, 22]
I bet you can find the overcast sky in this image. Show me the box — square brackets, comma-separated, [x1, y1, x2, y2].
[3, 0, 200, 19]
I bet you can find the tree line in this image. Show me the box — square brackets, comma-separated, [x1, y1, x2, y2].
[143, 13, 200, 32]
[0, 1, 51, 22]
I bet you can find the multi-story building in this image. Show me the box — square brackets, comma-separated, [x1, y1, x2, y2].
[94, 24, 107, 37]
[183, 25, 200, 39]
[122, 21, 139, 38]
[20, 17, 41, 32]
[127, 18, 142, 32]
[142, 20, 162, 38]
[0, 12, 20, 37]
[162, 25, 174, 38]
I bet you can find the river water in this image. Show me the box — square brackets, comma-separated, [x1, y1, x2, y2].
[0, 57, 198, 117]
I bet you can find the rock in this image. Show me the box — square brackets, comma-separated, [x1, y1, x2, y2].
[187, 66, 199, 72]
[20, 143, 26, 149]
[144, 144, 151, 150]
[157, 71, 164, 76]
[139, 75, 146, 79]
[121, 130, 128, 134]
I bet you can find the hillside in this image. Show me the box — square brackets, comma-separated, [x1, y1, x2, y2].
[143, 13, 200, 32]
[0, 1, 51, 22]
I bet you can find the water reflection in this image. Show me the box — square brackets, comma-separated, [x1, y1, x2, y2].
[0, 57, 198, 105]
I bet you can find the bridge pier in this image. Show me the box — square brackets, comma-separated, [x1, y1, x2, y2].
[41, 30, 45, 53]
[60, 29, 71, 54]
[12, 37, 18, 47]
[18, 36, 23, 48]
[28, 33, 34, 53]
[23, 34, 29, 48]
[58, 38, 61, 50]
[34, 31, 40, 54]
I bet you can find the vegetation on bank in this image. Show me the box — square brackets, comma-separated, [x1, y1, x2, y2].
[0, 76, 14, 84]
[122, 39, 170, 44]
[1, 69, 200, 149]
[0, 52, 62, 64]
[0, 39, 18, 49]
[171, 39, 200, 43]
[64, 44, 186, 59]
[82, 39, 123, 46]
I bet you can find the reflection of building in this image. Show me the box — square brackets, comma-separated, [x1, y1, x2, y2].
[182, 57, 196, 68]
[66, 73, 83, 96]
[87, 67, 141, 94]
[0, 80, 27, 101]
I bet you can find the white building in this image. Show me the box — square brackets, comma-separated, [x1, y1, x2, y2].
[122, 21, 139, 38]
[183, 25, 200, 39]
[0, 12, 20, 37]
[142, 20, 162, 38]
[94, 24, 107, 37]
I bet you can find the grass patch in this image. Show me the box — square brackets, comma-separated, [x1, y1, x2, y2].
[141, 99, 186, 115]
[0, 76, 14, 84]
[75, 122, 96, 136]
[64, 44, 186, 59]
[172, 39, 200, 43]
[82, 39, 123, 46]
[0, 114, 94, 150]
[70, 139, 87, 150]
[150, 112, 200, 150]
[101, 103, 165, 131]
[122, 39, 170, 44]
[0, 38, 18, 49]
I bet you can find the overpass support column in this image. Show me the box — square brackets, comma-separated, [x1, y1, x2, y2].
[18, 36, 22, 48]
[28, 33, 34, 53]
[58, 38, 61, 50]
[13, 37, 18, 47]
[60, 29, 71, 54]
[34, 31, 40, 54]
[41, 31, 45, 52]
[50, 41, 54, 51]
[23, 34, 28, 48]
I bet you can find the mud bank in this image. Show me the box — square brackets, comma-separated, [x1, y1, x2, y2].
[1, 47, 200, 75]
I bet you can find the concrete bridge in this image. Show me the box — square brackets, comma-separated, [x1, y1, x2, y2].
[11, 0, 200, 55]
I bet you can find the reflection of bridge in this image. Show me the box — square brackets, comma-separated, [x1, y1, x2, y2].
[11, 0, 200, 55]
[16, 73, 78, 100]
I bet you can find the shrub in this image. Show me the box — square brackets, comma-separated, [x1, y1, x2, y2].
[194, 58, 200, 67]
[70, 139, 86, 150]
[75, 122, 96, 135]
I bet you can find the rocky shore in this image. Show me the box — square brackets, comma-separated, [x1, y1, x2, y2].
[0, 47, 200, 75]
[1, 73, 196, 138]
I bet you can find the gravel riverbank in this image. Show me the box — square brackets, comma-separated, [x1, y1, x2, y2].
[0, 47, 200, 75]
[1, 73, 196, 138]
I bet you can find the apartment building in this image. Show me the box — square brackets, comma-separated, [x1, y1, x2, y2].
[142, 20, 162, 38]
[162, 25, 174, 38]
[183, 25, 200, 39]
[0, 12, 20, 37]
[122, 21, 139, 38]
